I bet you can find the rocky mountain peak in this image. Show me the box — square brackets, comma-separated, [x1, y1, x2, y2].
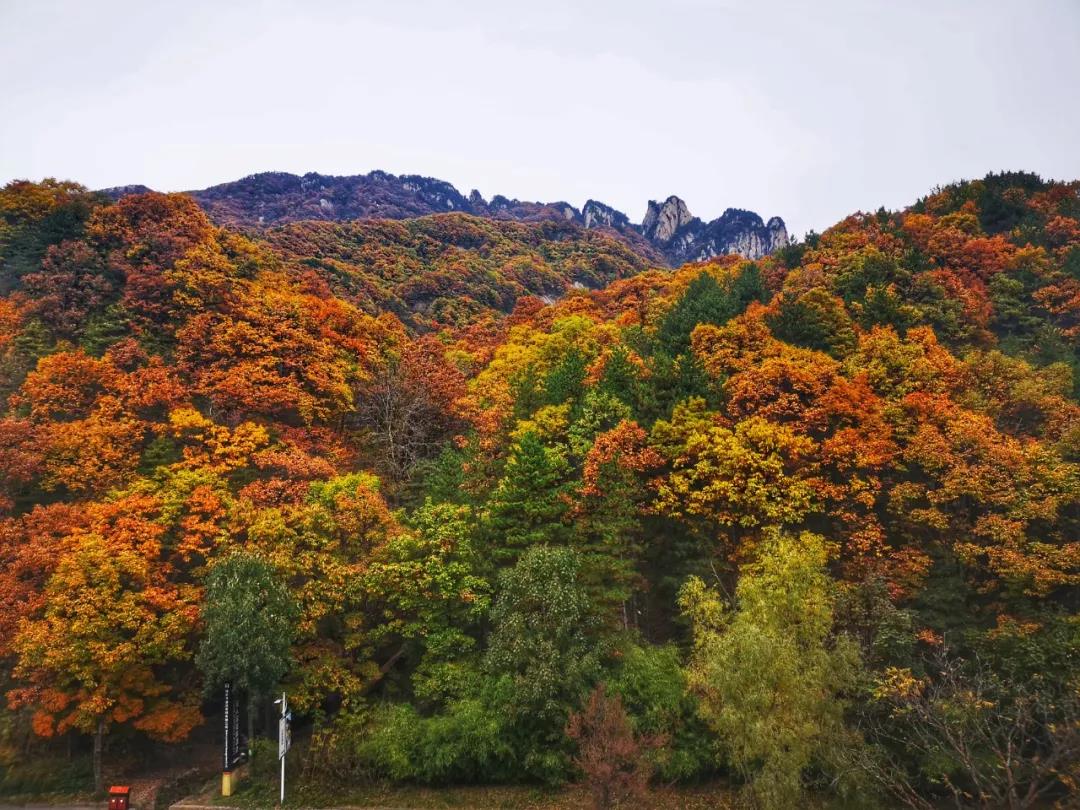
[582, 199, 630, 230]
[642, 195, 695, 244]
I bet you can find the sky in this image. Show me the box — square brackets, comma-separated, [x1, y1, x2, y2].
[1, 0, 1078, 237]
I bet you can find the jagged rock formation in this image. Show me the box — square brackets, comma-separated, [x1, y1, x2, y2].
[583, 199, 631, 230]
[98, 184, 153, 199]
[98, 171, 788, 265]
[642, 195, 695, 244]
[638, 196, 790, 264]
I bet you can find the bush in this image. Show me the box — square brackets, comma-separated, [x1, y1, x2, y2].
[567, 684, 660, 809]
[306, 700, 511, 786]
[359, 700, 510, 784]
[608, 643, 714, 782]
[249, 737, 278, 780]
[0, 752, 92, 798]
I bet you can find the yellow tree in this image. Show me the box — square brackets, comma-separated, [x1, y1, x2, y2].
[9, 524, 200, 792]
[651, 398, 821, 549]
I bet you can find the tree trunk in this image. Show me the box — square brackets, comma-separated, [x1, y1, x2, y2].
[247, 692, 256, 755]
[93, 718, 104, 795]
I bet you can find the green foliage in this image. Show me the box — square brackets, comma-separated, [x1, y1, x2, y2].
[0, 180, 101, 293]
[248, 736, 279, 780]
[657, 266, 765, 357]
[544, 348, 587, 407]
[356, 699, 511, 784]
[834, 578, 916, 671]
[768, 287, 858, 358]
[79, 304, 131, 357]
[680, 531, 863, 809]
[485, 545, 602, 783]
[364, 501, 490, 708]
[608, 643, 714, 782]
[481, 432, 571, 564]
[567, 390, 632, 458]
[196, 552, 299, 699]
[0, 752, 92, 799]
[596, 344, 646, 409]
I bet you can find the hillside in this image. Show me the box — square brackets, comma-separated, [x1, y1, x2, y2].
[263, 213, 653, 329]
[1, 171, 1079, 806]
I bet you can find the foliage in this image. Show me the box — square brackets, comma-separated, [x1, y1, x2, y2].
[680, 531, 863, 809]
[863, 647, 1080, 809]
[1, 172, 1079, 802]
[485, 545, 602, 783]
[195, 550, 298, 738]
[566, 683, 661, 810]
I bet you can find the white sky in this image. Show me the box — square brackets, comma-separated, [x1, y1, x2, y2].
[1, 0, 1078, 236]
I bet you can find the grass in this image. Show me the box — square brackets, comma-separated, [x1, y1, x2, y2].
[185, 774, 742, 809]
[0, 752, 95, 805]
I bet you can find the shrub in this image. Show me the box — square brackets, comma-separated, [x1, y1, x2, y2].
[567, 684, 661, 809]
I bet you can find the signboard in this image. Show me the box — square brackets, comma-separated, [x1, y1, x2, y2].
[276, 692, 290, 804]
[223, 682, 244, 769]
[278, 711, 292, 759]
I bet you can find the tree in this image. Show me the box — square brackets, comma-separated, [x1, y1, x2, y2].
[481, 431, 571, 565]
[10, 530, 200, 793]
[657, 266, 764, 357]
[865, 649, 1080, 810]
[244, 472, 400, 712]
[484, 545, 601, 782]
[573, 420, 662, 625]
[196, 551, 298, 749]
[768, 287, 858, 358]
[362, 501, 490, 707]
[351, 334, 465, 491]
[679, 530, 862, 809]
[651, 399, 821, 536]
[566, 684, 661, 810]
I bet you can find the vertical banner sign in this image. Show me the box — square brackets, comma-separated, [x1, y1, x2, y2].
[223, 681, 231, 770]
[231, 687, 239, 762]
[278, 712, 291, 759]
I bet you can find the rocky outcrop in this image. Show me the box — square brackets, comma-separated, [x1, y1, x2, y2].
[186, 171, 471, 225]
[634, 196, 788, 263]
[98, 184, 153, 200]
[99, 171, 789, 265]
[582, 199, 630, 230]
[659, 206, 789, 264]
[642, 196, 695, 244]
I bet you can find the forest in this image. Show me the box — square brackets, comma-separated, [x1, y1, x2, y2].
[0, 171, 1078, 809]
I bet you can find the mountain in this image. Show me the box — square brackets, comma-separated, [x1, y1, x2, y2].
[3, 171, 1080, 803]
[642, 195, 790, 264]
[100, 170, 788, 265]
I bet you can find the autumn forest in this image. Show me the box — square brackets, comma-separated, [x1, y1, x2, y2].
[1, 171, 1079, 808]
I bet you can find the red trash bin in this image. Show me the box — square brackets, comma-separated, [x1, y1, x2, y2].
[108, 785, 130, 810]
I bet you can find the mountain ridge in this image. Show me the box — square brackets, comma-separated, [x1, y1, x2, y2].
[99, 169, 789, 265]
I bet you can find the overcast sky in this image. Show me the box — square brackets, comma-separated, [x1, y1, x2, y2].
[1, 0, 1078, 236]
